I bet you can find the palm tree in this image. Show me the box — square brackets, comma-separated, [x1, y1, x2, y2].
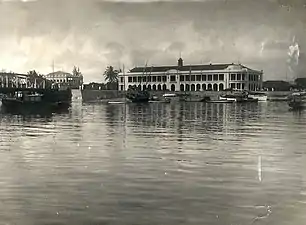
[104, 66, 119, 90]
[104, 66, 119, 84]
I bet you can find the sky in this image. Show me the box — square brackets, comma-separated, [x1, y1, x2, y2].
[0, 0, 306, 82]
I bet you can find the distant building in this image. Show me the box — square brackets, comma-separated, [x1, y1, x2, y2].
[263, 80, 292, 91]
[0, 72, 28, 88]
[118, 58, 263, 92]
[44, 71, 83, 89]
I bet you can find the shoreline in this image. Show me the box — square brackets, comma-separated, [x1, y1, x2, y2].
[81, 89, 292, 102]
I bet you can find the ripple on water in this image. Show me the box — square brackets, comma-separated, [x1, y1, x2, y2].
[0, 100, 306, 224]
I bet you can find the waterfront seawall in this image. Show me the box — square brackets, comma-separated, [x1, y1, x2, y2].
[81, 89, 293, 102]
[81, 90, 125, 102]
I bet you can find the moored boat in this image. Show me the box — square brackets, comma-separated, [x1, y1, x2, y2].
[126, 86, 150, 103]
[248, 91, 268, 101]
[206, 99, 235, 103]
[1, 91, 70, 113]
[219, 91, 258, 103]
[288, 91, 306, 109]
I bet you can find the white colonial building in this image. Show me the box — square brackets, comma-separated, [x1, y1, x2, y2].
[44, 71, 83, 89]
[118, 58, 263, 92]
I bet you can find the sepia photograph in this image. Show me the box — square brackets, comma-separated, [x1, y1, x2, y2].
[0, 0, 306, 224]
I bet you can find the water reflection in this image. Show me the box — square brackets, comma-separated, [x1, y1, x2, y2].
[124, 102, 262, 135]
[0, 99, 306, 225]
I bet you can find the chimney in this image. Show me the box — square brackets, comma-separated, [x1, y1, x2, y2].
[178, 57, 183, 67]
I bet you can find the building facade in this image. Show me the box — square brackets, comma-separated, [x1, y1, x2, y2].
[0, 73, 28, 88]
[44, 71, 83, 89]
[118, 58, 263, 92]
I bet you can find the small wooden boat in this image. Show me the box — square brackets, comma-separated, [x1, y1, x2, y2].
[248, 91, 268, 101]
[219, 91, 258, 103]
[1, 91, 70, 113]
[288, 91, 306, 109]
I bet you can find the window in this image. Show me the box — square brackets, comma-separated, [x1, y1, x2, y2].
[237, 83, 241, 89]
[202, 84, 206, 91]
[219, 83, 224, 91]
[153, 76, 157, 82]
[208, 75, 212, 81]
[180, 84, 184, 91]
[196, 84, 201, 91]
[180, 75, 184, 81]
[191, 84, 195, 91]
[120, 77, 124, 83]
[230, 74, 236, 80]
[157, 76, 162, 82]
[196, 75, 201, 81]
[219, 74, 224, 81]
[171, 84, 176, 91]
[191, 75, 195, 81]
[186, 84, 190, 91]
[143, 77, 146, 82]
[120, 85, 123, 90]
[137, 77, 141, 82]
[162, 76, 167, 82]
[207, 84, 212, 90]
[202, 75, 206, 81]
[186, 75, 190, 81]
[213, 84, 218, 91]
[133, 77, 137, 82]
[242, 73, 246, 81]
[230, 83, 235, 89]
[170, 75, 176, 82]
[213, 74, 218, 81]
[237, 73, 241, 81]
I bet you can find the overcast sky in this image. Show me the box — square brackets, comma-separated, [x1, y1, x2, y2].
[0, 0, 305, 82]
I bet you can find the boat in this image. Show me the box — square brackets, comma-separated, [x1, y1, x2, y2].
[162, 93, 210, 102]
[183, 94, 211, 102]
[1, 91, 70, 113]
[248, 91, 268, 101]
[162, 93, 185, 102]
[219, 91, 258, 103]
[126, 86, 150, 103]
[287, 91, 306, 109]
[206, 99, 235, 103]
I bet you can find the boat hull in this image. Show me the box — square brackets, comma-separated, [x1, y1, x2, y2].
[248, 95, 268, 101]
[288, 101, 306, 109]
[1, 98, 70, 114]
[287, 92, 306, 110]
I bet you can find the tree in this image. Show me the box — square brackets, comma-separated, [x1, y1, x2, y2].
[72, 66, 82, 77]
[103, 66, 120, 90]
[26, 70, 52, 88]
[104, 66, 119, 84]
[27, 70, 39, 77]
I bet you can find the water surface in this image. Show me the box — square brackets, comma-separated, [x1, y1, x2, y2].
[1, 95, 306, 225]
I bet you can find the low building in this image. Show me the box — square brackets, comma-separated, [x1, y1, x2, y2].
[0, 72, 28, 88]
[118, 58, 263, 92]
[44, 71, 83, 89]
